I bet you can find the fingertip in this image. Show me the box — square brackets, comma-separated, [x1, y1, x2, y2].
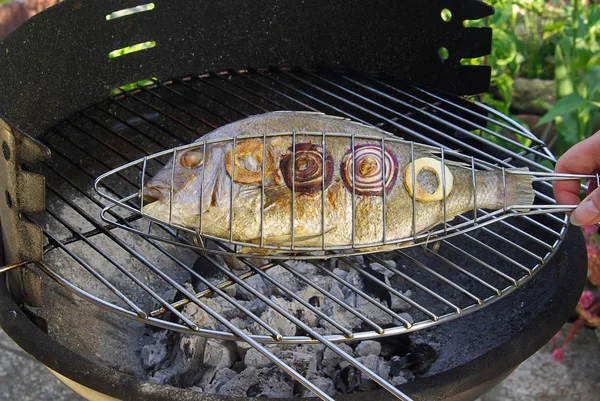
[553, 189, 581, 206]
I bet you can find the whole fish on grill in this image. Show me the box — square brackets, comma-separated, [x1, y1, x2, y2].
[141, 111, 534, 253]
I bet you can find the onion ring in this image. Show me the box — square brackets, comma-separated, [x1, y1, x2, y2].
[280, 143, 333, 194]
[403, 157, 453, 202]
[341, 144, 399, 196]
[225, 139, 274, 184]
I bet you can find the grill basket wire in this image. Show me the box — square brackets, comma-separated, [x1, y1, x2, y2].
[95, 131, 596, 259]
[3, 68, 593, 400]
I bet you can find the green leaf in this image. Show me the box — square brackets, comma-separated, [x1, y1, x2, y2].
[536, 93, 587, 127]
[543, 21, 566, 40]
[555, 44, 575, 97]
[530, 99, 554, 112]
[587, 54, 600, 70]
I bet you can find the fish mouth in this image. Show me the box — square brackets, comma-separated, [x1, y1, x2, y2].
[140, 186, 169, 203]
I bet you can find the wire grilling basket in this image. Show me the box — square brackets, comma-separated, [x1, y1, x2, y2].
[95, 128, 597, 260]
[3, 69, 598, 401]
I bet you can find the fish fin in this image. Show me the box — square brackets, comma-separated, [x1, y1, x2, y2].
[263, 185, 290, 210]
[506, 167, 534, 207]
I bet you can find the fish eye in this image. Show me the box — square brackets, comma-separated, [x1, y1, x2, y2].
[341, 144, 398, 196]
[180, 150, 204, 169]
[280, 143, 333, 193]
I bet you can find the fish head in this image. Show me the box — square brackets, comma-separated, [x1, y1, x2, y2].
[140, 142, 216, 226]
[140, 138, 281, 227]
[142, 147, 206, 203]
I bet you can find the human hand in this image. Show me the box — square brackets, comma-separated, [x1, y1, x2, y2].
[553, 130, 600, 226]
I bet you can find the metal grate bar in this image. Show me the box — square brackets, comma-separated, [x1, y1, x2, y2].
[319, 72, 548, 161]
[395, 250, 482, 304]
[108, 94, 204, 136]
[413, 86, 547, 148]
[90, 105, 174, 150]
[41, 204, 200, 323]
[367, 254, 462, 313]
[146, 79, 243, 123]
[448, 231, 532, 275]
[175, 77, 263, 116]
[291, 70, 543, 172]
[252, 69, 372, 125]
[43, 214, 143, 253]
[427, 251, 502, 296]
[231, 69, 321, 112]
[441, 241, 518, 286]
[103, 99, 192, 145]
[340, 257, 439, 320]
[313, 262, 413, 327]
[43, 183, 201, 330]
[455, 214, 544, 263]
[475, 209, 554, 251]
[41, 217, 147, 317]
[203, 72, 276, 112]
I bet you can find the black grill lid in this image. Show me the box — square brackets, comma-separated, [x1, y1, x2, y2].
[0, 0, 492, 138]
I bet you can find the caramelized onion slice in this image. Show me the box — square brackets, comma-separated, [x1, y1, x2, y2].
[226, 139, 274, 184]
[280, 143, 333, 194]
[341, 144, 399, 196]
[404, 157, 453, 202]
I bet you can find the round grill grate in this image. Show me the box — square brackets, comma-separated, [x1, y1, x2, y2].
[30, 68, 570, 344]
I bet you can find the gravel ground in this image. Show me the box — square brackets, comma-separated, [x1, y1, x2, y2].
[0, 329, 83, 400]
[1, 323, 599, 401]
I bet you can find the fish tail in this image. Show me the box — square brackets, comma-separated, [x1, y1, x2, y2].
[505, 167, 535, 207]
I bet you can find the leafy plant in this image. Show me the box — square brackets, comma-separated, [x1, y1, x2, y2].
[537, 1, 600, 155]
[462, 0, 566, 152]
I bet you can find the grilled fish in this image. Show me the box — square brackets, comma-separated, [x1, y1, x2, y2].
[141, 112, 534, 252]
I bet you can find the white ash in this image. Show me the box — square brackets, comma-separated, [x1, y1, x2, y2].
[200, 339, 238, 385]
[141, 259, 428, 397]
[216, 367, 260, 397]
[235, 274, 269, 300]
[245, 347, 280, 369]
[369, 260, 397, 278]
[255, 366, 295, 398]
[355, 340, 381, 357]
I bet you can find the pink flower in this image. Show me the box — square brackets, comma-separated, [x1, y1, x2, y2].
[578, 290, 595, 309]
[552, 348, 565, 363]
[587, 245, 596, 258]
[582, 225, 598, 236]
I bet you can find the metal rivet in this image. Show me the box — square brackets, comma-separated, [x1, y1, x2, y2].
[2, 141, 10, 161]
[5, 190, 13, 208]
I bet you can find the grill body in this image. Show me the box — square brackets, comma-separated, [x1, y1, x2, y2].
[0, 224, 587, 400]
[0, 1, 589, 400]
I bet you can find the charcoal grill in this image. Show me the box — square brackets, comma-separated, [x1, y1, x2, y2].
[0, 1, 589, 401]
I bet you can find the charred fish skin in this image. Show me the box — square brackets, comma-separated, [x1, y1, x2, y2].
[141, 112, 534, 250]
